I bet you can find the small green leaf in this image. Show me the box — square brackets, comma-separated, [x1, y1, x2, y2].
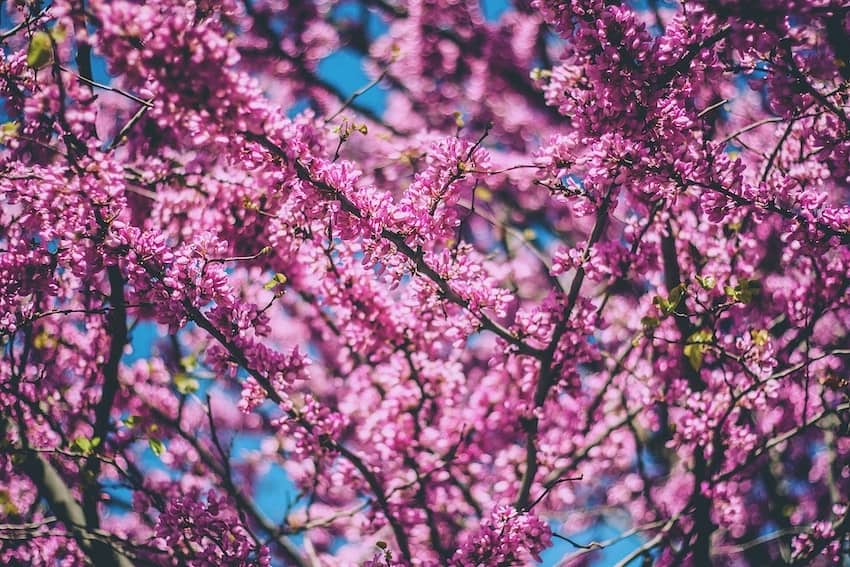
[684, 346, 703, 371]
[725, 278, 760, 304]
[70, 436, 98, 455]
[70, 437, 90, 454]
[738, 279, 760, 303]
[122, 415, 138, 427]
[264, 272, 288, 291]
[530, 68, 552, 81]
[653, 284, 687, 316]
[149, 438, 165, 457]
[695, 275, 716, 291]
[174, 373, 199, 395]
[683, 329, 713, 371]
[668, 284, 685, 309]
[32, 330, 52, 349]
[0, 490, 19, 516]
[751, 329, 769, 347]
[0, 121, 19, 143]
[452, 111, 465, 129]
[641, 316, 659, 330]
[49, 24, 67, 43]
[27, 31, 53, 70]
[179, 353, 197, 372]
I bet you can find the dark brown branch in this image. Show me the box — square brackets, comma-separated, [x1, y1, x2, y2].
[515, 184, 615, 510]
[18, 445, 134, 567]
[81, 264, 127, 530]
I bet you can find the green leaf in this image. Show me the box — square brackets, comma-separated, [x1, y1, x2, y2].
[529, 68, 552, 81]
[641, 316, 659, 330]
[0, 490, 19, 516]
[179, 353, 197, 372]
[684, 345, 703, 371]
[738, 279, 760, 303]
[751, 328, 769, 347]
[70, 436, 99, 455]
[27, 31, 53, 70]
[695, 275, 716, 290]
[0, 121, 19, 143]
[174, 373, 199, 395]
[70, 437, 91, 454]
[668, 284, 685, 309]
[149, 438, 165, 457]
[264, 272, 288, 291]
[49, 24, 67, 43]
[122, 415, 138, 427]
[683, 329, 713, 371]
[725, 278, 760, 303]
[653, 284, 687, 316]
[32, 330, 52, 349]
[452, 111, 465, 129]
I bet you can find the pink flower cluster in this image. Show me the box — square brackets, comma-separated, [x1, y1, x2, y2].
[453, 506, 552, 565]
[154, 489, 270, 566]
[2, 0, 850, 565]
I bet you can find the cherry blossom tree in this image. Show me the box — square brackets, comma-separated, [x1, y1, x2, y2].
[2, 0, 850, 565]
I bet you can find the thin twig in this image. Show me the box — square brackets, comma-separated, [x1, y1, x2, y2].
[60, 66, 154, 107]
[324, 68, 389, 123]
[0, 7, 50, 41]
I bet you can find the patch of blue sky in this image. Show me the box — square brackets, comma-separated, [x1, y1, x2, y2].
[480, 0, 512, 22]
[530, 221, 559, 249]
[253, 457, 301, 524]
[541, 520, 647, 566]
[627, 0, 678, 10]
[318, 48, 388, 117]
[88, 50, 111, 84]
[725, 142, 743, 155]
[126, 320, 159, 364]
[331, 1, 390, 39]
[288, 97, 312, 118]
